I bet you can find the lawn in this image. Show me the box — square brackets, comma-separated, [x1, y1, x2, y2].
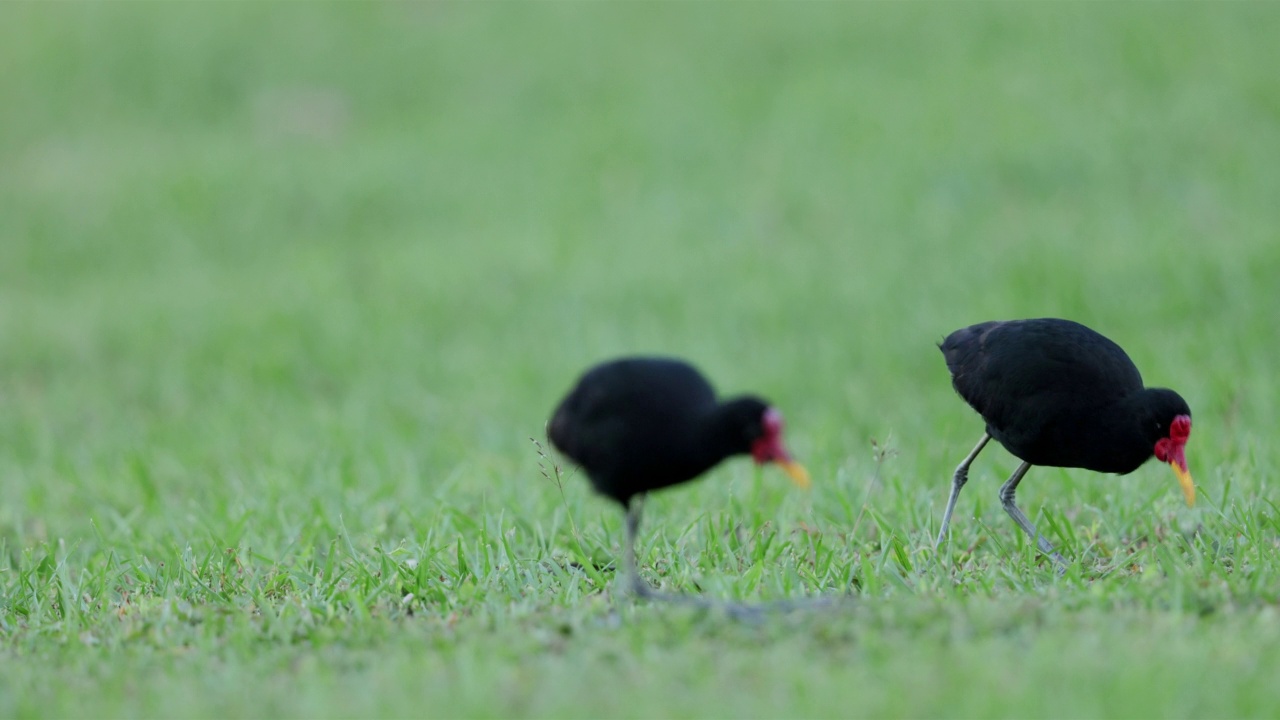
[1, 3, 1278, 718]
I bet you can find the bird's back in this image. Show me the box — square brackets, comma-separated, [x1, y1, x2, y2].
[941, 319, 1145, 463]
[548, 357, 718, 499]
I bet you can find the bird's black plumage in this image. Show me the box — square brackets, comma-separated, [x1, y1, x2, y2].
[936, 318, 1195, 564]
[550, 357, 780, 507]
[941, 318, 1189, 474]
[548, 356, 806, 595]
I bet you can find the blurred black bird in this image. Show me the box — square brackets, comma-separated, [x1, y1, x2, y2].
[936, 318, 1194, 564]
[549, 356, 809, 596]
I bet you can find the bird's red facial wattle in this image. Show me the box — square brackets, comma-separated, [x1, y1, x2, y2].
[1153, 414, 1194, 507]
[750, 408, 811, 488]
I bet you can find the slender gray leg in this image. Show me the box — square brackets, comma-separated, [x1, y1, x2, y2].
[623, 495, 653, 597]
[935, 433, 992, 549]
[998, 462, 1067, 568]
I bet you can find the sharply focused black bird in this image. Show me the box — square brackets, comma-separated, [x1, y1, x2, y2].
[935, 318, 1195, 563]
[548, 356, 809, 596]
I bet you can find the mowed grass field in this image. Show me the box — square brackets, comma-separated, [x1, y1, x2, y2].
[2, 3, 1279, 718]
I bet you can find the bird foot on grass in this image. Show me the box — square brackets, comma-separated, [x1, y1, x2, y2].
[1048, 552, 1068, 576]
[629, 578, 655, 598]
[622, 581, 854, 623]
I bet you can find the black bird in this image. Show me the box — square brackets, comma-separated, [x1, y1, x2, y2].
[548, 356, 809, 596]
[936, 318, 1194, 564]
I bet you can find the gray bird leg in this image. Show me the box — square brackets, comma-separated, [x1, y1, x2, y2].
[935, 433, 992, 549]
[998, 461, 1068, 569]
[621, 496, 707, 604]
[623, 495, 653, 597]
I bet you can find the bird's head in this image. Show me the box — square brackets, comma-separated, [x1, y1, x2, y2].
[1149, 392, 1194, 506]
[746, 406, 810, 488]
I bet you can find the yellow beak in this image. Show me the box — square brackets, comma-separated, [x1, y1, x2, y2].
[1172, 462, 1195, 507]
[779, 460, 811, 489]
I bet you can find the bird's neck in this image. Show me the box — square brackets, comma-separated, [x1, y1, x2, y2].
[1083, 390, 1165, 472]
[1111, 389, 1169, 437]
[693, 400, 755, 466]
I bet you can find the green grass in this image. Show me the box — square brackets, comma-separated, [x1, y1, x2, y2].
[2, 2, 1279, 717]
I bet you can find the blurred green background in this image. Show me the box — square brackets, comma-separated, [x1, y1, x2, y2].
[1, 3, 1278, 717]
